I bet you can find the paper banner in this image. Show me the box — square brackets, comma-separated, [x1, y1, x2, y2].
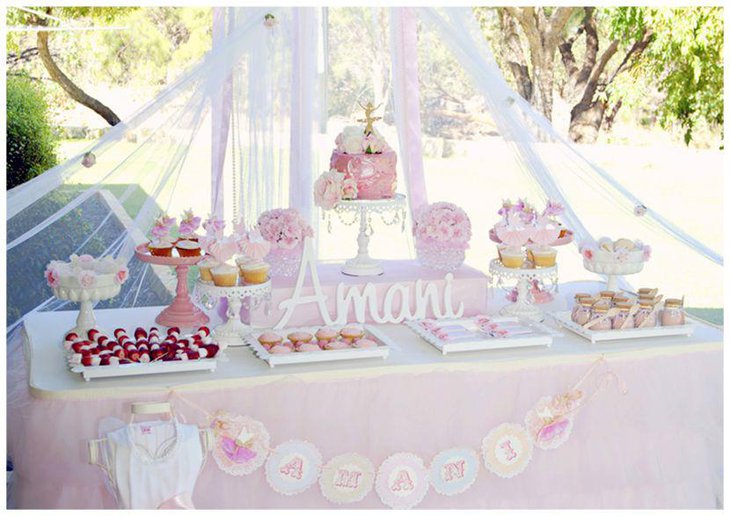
[481, 423, 533, 479]
[429, 447, 480, 496]
[524, 395, 576, 450]
[265, 440, 322, 495]
[319, 453, 374, 504]
[210, 412, 270, 476]
[375, 452, 429, 509]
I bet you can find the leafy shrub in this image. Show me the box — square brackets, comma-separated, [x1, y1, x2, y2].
[6, 74, 58, 190]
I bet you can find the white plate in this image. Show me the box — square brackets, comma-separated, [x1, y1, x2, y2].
[69, 358, 217, 382]
[405, 316, 553, 355]
[548, 311, 695, 343]
[243, 325, 390, 367]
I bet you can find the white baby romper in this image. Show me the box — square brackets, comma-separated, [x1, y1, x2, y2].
[104, 418, 203, 509]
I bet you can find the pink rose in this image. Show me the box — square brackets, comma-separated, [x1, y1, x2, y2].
[79, 270, 96, 288]
[341, 177, 358, 200]
[78, 254, 94, 264]
[362, 133, 385, 154]
[45, 268, 60, 288]
[313, 170, 344, 210]
[115, 266, 129, 285]
[580, 244, 595, 261]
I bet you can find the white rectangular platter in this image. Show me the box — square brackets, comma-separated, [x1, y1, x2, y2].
[244, 325, 390, 367]
[405, 316, 553, 355]
[549, 311, 695, 343]
[70, 359, 217, 382]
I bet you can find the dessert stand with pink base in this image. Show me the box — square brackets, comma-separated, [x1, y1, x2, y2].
[134, 244, 210, 328]
[194, 280, 272, 349]
[324, 194, 407, 277]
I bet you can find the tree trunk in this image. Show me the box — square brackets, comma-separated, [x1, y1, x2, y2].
[568, 100, 606, 143]
[498, 9, 532, 101]
[37, 30, 122, 126]
[531, 51, 555, 120]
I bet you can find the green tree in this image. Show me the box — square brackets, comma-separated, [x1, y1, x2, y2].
[7, 6, 137, 126]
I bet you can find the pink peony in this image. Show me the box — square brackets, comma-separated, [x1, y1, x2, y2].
[413, 202, 472, 250]
[257, 208, 313, 250]
[341, 177, 358, 200]
[362, 133, 385, 154]
[45, 267, 60, 288]
[313, 170, 344, 209]
[115, 266, 129, 285]
[78, 270, 96, 288]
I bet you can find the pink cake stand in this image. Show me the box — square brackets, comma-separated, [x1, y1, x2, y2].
[134, 243, 210, 328]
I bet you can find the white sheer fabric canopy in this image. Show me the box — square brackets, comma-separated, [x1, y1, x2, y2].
[6, 7, 722, 335]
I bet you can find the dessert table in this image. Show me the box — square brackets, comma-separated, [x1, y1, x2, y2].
[7, 283, 722, 509]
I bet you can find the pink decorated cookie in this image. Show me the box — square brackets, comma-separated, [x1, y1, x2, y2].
[325, 340, 350, 350]
[353, 338, 377, 349]
[296, 343, 322, 352]
[339, 325, 365, 343]
[287, 331, 314, 345]
[269, 344, 292, 354]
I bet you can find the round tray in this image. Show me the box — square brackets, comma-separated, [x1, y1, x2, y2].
[489, 228, 574, 247]
[134, 243, 205, 266]
[195, 279, 272, 299]
[488, 258, 557, 280]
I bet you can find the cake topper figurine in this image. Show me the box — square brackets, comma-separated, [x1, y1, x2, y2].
[357, 101, 382, 135]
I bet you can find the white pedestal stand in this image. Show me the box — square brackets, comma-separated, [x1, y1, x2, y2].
[583, 259, 644, 292]
[488, 259, 558, 321]
[52, 283, 121, 338]
[195, 280, 272, 349]
[324, 194, 407, 277]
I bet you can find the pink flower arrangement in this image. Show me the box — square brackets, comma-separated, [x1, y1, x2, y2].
[115, 265, 129, 285]
[179, 209, 201, 238]
[413, 202, 472, 250]
[45, 267, 60, 288]
[257, 208, 314, 250]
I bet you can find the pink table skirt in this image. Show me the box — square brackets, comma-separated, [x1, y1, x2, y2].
[7, 335, 721, 509]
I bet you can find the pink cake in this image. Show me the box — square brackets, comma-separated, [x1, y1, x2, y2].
[329, 125, 397, 200]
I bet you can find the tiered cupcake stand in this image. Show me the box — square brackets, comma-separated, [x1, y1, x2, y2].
[195, 280, 272, 348]
[51, 280, 121, 337]
[488, 259, 559, 321]
[134, 243, 210, 328]
[324, 193, 407, 277]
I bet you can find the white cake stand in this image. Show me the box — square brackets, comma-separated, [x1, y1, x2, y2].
[52, 282, 121, 338]
[324, 194, 407, 277]
[488, 258, 558, 321]
[583, 259, 644, 292]
[195, 280, 272, 348]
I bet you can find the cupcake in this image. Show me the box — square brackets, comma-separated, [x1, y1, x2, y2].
[211, 264, 238, 287]
[235, 255, 251, 279]
[499, 246, 525, 268]
[148, 241, 173, 257]
[340, 325, 365, 343]
[353, 338, 377, 349]
[176, 239, 201, 257]
[287, 331, 314, 345]
[258, 331, 282, 349]
[315, 328, 338, 346]
[242, 260, 270, 285]
[198, 257, 219, 282]
[531, 246, 557, 267]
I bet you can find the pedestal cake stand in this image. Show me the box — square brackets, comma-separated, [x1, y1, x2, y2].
[52, 282, 121, 337]
[324, 193, 407, 277]
[488, 258, 559, 321]
[194, 280, 272, 348]
[134, 243, 210, 328]
[583, 259, 644, 292]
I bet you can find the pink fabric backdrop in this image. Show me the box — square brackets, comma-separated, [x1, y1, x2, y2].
[7, 329, 721, 509]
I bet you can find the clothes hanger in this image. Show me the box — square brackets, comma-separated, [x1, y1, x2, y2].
[88, 402, 214, 466]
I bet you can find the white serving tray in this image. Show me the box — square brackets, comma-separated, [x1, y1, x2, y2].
[405, 316, 553, 355]
[549, 311, 695, 343]
[69, 358, 217, 382]
[243, 325, 390, 368]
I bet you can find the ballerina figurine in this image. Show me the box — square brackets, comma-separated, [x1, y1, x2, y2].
[357, 101, 382, 135]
